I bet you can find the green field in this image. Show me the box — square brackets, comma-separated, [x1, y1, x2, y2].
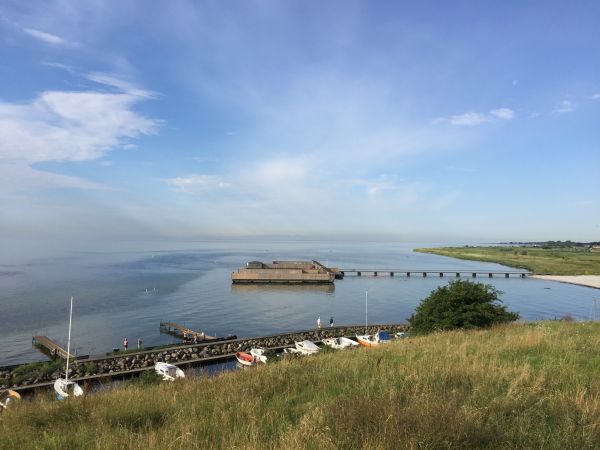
[415, 246, 600, 275]
[2, 322, 600, 449]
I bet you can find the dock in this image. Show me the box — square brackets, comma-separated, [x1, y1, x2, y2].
[159, 322, 217, 341]
[339, 269, 530, 278]
[32, 336, 73, 359]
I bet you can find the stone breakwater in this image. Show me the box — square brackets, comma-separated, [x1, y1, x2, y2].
[1, 324, 408, 390]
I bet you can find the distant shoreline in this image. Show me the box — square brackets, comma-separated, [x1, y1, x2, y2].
[531, 275, 600, 290]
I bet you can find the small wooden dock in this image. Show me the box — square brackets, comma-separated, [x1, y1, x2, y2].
[32, 336, 73, 359]
[159, 322, 217, 341]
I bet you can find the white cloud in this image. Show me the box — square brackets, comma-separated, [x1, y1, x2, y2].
[553, 100, 574, 113]
[163, 174, 230, 193]
[438, 108, 514, 126]
[490, 108, 514, 120]
[450, 112, 490, 126]
[0, 75, 159, 191]
[22, 27, 78, 47]
[591, 93, 600, 100]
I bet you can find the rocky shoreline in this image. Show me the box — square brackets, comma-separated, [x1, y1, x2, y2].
[1, 324, 408, 390]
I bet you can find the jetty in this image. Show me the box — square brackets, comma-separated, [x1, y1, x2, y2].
[159, 322, 217, 340]
[339, 269, 530, 278]
[32, 336, 73, 359]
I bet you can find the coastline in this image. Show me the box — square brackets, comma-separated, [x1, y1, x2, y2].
[531, 275, 600, 290]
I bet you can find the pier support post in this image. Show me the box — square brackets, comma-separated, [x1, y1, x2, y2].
[439, 272, 444, 277]
[521, 273, 526, 278]
[374, 271, 378, 277]
[407, 272, 410, 277]
[472, 273, 477, 278]
[505, 273, 509, 278]
[390, 272, 394, 276]
[489, 273, 493, 278]
[456, 272, 460, 277]
[357, 271, 361, 277]
[423, 272, 427, 277]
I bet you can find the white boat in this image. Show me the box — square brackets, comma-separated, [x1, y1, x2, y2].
[250, 348, 268, 363]
[154, 362, 185, 381]
[0, 390, 21, 412]
[322, 337, 359, 349]
[54, 296, 83, 400]
[295, 340, 320, 355]
[282, 347, 303, 355]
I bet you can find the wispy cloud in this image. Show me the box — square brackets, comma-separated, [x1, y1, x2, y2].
[22, 27, 78, 47]
[553, 100, 574, 113]
[436, 108, 514, 126]
[162, 174, 230, 193]
[591, 93, 600, 100]
[490, 108, 515, 120]
[0, 74, 158, 191]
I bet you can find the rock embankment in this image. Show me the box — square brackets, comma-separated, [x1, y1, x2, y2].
[1, 324, 408, 389]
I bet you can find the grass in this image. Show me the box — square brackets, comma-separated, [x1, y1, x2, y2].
[2, 322, 600, 449]
[415, 246, 600, 275]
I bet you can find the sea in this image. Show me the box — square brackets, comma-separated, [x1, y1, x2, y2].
[1, 240, 597, 366]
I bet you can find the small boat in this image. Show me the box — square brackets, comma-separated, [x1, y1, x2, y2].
[54, 296, 83, 400]
[295, 340, 320, 355]
[235, 351, 265, 366]
[250, 348, 268, 363]
[0, 390, 21, 412]
[323, 337, 359, 349]
[154, 362, 185, 381]
[395, 331, 408, 339]
[356, 330, 391, 348]
[282, 347, 303, 355]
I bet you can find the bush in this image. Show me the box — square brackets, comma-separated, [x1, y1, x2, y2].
[408, 280, 519, 334]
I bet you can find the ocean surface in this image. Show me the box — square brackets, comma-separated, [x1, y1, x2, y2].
[1, 241, 597, 366]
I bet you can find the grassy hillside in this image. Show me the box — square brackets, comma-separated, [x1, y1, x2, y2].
[2, 322, 600, 449]
[415, 246, 600, 275]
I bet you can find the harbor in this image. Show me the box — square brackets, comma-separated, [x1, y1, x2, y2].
[2, 323, 409, 393]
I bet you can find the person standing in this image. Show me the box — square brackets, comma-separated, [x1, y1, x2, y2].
[330, 316, 334, 328]
[137, 337, 142, 350]
[123, 338, 129, 351]
[317, 316, 322, 329]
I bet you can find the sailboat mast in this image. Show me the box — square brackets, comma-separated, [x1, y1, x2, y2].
[365, 290, 368, 334]
[65, 296, 73, 382]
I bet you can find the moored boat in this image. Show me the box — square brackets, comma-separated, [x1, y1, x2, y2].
[250, 348, 268, 363]
[356, 330, 391, 347]
[235, 351, 265, 366]
[154, 362, 185, 381]
[295, 340, 320, 354]
[54, 296, 83, 400]
[0, 390, 21, 412]
[323, 337, 359, 349]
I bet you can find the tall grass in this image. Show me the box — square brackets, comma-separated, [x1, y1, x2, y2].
[2, 322, 600, 449]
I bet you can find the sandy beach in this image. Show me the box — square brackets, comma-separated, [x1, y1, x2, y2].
[532, 275, 600, 290]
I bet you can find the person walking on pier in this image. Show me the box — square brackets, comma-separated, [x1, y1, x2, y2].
[317, 316, 322, 329]
[137, 337, 142, 350]
[123, 338, 128, 351]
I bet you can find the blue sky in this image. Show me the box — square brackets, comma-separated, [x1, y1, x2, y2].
[1, 0, 599, 245]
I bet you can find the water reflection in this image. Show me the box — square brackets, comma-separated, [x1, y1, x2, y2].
[231, 283, 335, 294]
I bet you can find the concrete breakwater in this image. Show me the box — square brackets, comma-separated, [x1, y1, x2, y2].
[1, 324, 409, 391]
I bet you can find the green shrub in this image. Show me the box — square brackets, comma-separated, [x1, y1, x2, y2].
[408, 280, 519, 334]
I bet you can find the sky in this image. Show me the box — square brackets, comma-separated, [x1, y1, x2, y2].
[0, 0, 599, 247]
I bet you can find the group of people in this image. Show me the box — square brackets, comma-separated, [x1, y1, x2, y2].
[317, 316, 334, 329]
[122, 337, 143, 351]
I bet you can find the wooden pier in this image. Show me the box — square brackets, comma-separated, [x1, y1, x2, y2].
[32, 336, 73, 359]
[159, 322, 217, 341]
[339, 269, 530, 278]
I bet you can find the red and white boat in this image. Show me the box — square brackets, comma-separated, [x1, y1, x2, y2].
[235, 351, 264, 366]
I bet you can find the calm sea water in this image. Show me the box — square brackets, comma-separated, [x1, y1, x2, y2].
[1, 241, 597, 366]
